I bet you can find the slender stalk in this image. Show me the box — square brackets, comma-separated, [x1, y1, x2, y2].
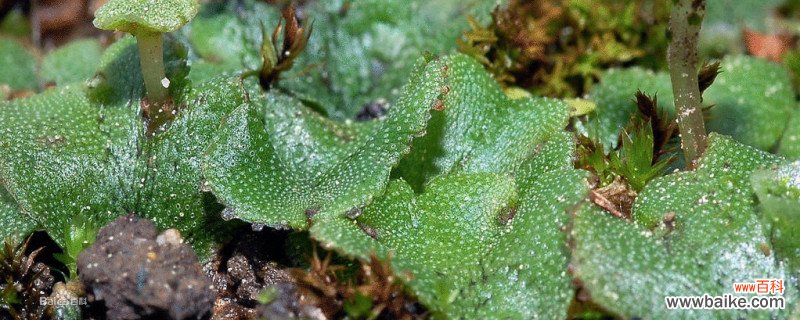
[135, 32, 168, 103]
[667, 0, 707, 168]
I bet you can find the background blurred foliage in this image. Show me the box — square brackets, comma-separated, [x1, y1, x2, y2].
[458, 0, 671, 97]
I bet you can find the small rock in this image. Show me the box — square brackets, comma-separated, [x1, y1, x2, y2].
[78, 214, 214, 320]
[156, 228, 184, 246]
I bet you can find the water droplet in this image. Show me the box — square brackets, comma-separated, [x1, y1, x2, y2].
[221, 207, 236, 221]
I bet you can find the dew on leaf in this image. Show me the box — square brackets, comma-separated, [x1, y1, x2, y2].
[219, 207, 235, 221]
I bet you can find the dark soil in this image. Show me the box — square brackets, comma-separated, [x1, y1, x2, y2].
[67, 216, 423, 320]
[77, 214, 214, 320]
[205, 228, 324, 320]
[63, 214, 330, 320]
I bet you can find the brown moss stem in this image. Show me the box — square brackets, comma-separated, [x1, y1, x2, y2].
[667, 0, 707, 168]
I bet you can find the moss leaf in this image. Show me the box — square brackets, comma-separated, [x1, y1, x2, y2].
[0, 184, 36, 243]
[0, 37, 243, 258]
[778, 107, 800, 160]
[94, 0, 198, 34]
[0, 86, 141, 246]
[451, 132, 587, 319]
[137, 78, 247, 255]
[0, 38, 38, 91]
[751, 161, 800, 273]
[311, 132, 586, 318]
[395, 54, 569, 191]
[571, 134, 796, 319]
[704, 56, 795, 150]
[578, 68, 673, 150]
[40, 39, 103, 86]
[202, 57, 447, 229]
[582, 56, 796, 151]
